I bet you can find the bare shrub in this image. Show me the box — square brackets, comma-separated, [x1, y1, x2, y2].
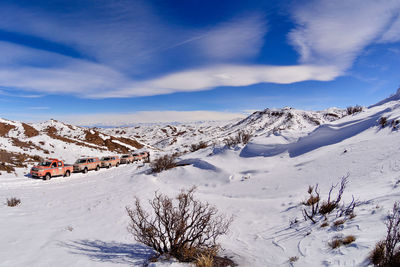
[150, 154, 177, 173]
[321, 222, 329, 228]
[319, 175, 348, 215]
[342, 235, 356, 245]
[371, 202, 400, 266]
[190, 141, 208, 152]
[302, 185, 320, 223]
[347, 105, 363, 115]
[329, 238, 342, 249]
[302, 174, 356, 224]
[391, 120, 400, 130]
[289, 256, 299, 262]
[333, 219, 346, 227]
[7, 197, 21, 207]
[370, 241, 386, 266]
[223, 131, 252, 147]
[379, 117, 388, 128]
[126, 187, 233, 263]
[329, 235, 356, 249]
[237, 131, 252, 144]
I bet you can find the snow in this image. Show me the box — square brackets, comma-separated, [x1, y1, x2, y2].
[1, 97, 400, 266]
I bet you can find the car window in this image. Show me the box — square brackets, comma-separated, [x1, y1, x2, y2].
[51, 163, 56, 168]
[58, 162, 62, 167]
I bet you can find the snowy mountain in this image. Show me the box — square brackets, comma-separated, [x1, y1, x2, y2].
[100, 107, 347, 153]
[2, 95, 400, 266]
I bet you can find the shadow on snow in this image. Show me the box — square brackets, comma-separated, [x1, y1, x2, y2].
[240, 107, 392, 158]
[60, 239, 155, 266]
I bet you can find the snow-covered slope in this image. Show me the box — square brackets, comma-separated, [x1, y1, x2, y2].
[2, 97, 400, 266]
[101, 107, 346, 154]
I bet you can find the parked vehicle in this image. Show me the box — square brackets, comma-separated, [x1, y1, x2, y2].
[120, 154, 134, 164]
[30, 158, 73, 180]
[132, 151, 150, 162]
[100, 156, 120, 168]
[73, 157, 101, 173]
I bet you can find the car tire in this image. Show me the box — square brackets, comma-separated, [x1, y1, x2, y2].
[116, 163, 119, 167]
[96, 165, 100, 171]
[64, 171, 70, 177]
[44, 173, 51, 180]
[83, 168, 88, 174]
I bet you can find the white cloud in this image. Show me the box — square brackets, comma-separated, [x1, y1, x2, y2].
[379, 14, 400, 43]
[0, 42, 340, 98]
[289, 0, 400, 71]
[198, 15, 267, 60]
[58, 110, 246, 126]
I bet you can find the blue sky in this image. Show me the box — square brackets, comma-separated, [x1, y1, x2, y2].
[0, 0, 399, 125]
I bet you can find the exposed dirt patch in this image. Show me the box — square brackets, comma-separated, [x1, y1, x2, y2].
[22, 123, 39, 138]
[303, 114, 321, 126]
[85, 130, 143, 153]
[0, 149, 43, 173]
[0, 122, 16, 137]
[115, 136, 143, 149]
[173, 131, 186, 136]
[45, 127, 102, 150]
[11, 138, 43, 151]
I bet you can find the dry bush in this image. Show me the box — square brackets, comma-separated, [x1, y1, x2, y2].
[391, 120, 400, 130]
[329, 238, 342, 249]
[329, 235, 356, 249]
[302, 185, 320, 223]
[302, 175, 356, 224]
[195, 247, 217, 267]
[150, 154, 177, 173]
[190, 141, 208, 152]
[347, 105, 363, 115]
[321, 222, 329, 228]
[333, 219, 346, 227]
[289, 256, 299, 262]
[223, 131, 252, 147]
[370, 241, 386, 266]
[7, 197, 21, 207]
[342, 235, 356, 245]
[380, 117, 388, 128]
[371, 202, 400, 266]
[126, 187, 233, 263]
[319, 175, 348, 215]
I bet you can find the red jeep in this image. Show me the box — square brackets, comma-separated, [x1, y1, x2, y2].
[30, 158, 73, 180]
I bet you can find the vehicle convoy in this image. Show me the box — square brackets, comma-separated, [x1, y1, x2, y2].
[30, 151, 150, 181]
[30, 158, 73, 180]
[120, 154, 134, 164]
[73, 157, 101, 173]
[100, 156, 120, 168]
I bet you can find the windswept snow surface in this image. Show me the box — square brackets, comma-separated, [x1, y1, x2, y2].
[1, 100, 400, 266]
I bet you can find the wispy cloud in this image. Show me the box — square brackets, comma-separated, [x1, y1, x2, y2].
[59, 110, 246, 126]
[27, 106, 50, 110]
[0, 0, 398, 101]
[197, 15, 267, 61]
[0, 42, 339, 98]
[289, 0, 400, 71]
[379, 13, 400, 43]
